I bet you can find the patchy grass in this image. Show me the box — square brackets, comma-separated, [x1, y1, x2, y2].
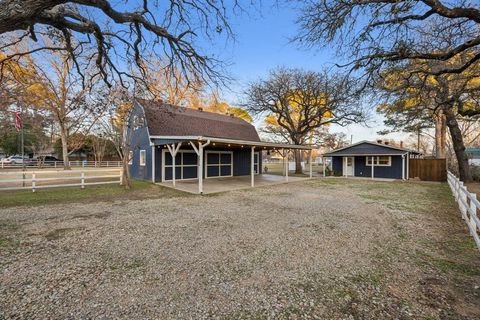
[0, 219, 20, 249]
[0, 180, 189, 208]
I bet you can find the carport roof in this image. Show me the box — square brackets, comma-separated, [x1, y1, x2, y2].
[150, 136, 314, 150]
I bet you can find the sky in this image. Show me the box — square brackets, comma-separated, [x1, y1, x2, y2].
[204, 1, 408, 144]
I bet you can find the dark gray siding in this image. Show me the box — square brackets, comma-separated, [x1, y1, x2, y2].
[157, 147, 263, 181]
[128, 103, 152, 181]
[332, 156, 343, 175]
[331, 155, 407, 179]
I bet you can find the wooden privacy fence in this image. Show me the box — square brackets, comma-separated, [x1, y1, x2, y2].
[409, 158, 447, 181]
[0, 168, 122, 192]
[447, 171, 480, 250]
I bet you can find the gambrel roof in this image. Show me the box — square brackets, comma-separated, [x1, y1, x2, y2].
[137, 99, 261, 142]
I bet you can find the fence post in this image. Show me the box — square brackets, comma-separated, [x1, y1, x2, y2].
[32, 173, 36, 193]
[107, 161, 109, 167]
[81, 171, 85, 189]
[54, 161, 57, 168]
[119, 169, 123, 185]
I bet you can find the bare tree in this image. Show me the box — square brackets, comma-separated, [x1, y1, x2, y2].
[0, 0, 236, 87]
[244, 67, 365, 173]
[295, 0, 480, 77]
[22, 52, 107, 169]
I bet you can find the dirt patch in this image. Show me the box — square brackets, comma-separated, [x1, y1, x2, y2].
[0, 178, 479, 319]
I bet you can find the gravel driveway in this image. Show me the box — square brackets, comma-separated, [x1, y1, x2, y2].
[1, 178, 479, 319]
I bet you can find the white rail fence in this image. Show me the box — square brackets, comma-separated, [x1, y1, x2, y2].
[0, 168, 122, 192]
[0, 160, 121, 169]
[447, 171, 480, 250]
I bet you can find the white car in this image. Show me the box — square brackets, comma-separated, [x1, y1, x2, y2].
[1, 155, 29, 164]
[469, 158, 480, 167]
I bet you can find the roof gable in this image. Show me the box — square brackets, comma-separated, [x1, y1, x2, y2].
[137, 99, 261, 142]
[324, 141, 412, 156]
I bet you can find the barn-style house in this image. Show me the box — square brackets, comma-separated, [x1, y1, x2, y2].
[128, 99, 312, 193]
[323, 141, 418, 180]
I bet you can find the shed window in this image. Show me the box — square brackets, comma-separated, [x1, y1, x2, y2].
[366, 156, 391, 166]
[139, 150, 146, 166]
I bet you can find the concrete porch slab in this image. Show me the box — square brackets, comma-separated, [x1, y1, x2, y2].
[158, 174, 308, 194]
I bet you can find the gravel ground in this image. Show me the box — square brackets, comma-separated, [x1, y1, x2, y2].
[1, 178, 479, 319]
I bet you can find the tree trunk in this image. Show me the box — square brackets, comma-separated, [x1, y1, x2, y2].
[444, 108, 471, 182]
[434, 110, 447, 158]
[60, 126, 71, 170]
[121, 154, 131, 189]
[294, 150, 302, 174]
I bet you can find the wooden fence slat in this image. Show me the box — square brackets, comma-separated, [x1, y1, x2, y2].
[409, 159, 447, 181]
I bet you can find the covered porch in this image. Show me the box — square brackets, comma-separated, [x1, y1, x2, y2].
[151, 136, 313, 194]
[159, 174, 308, 194]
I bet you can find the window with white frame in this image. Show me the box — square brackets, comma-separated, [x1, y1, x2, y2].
[139, 150, 146, 166]
[366, 156, 391, 166]
[128, 151, 133, 165]
[206, 151, 233, 177]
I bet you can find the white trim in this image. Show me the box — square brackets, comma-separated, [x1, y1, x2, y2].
[152, 146, 155, 183]
[149, 135, 313, 150]
[366, 156, 392, 167]
[254, 152, 260, 174]
[205, 151, 233, 178]
[251, 146, 255, 187]
[161, 149, 198, 182]
[139, 150, 146, 166]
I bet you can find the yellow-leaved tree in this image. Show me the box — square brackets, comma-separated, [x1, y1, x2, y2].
[376, 52, 480, 181]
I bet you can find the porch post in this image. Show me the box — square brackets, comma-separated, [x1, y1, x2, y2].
[322, 156, 326, 177]
[198, 143, 204, 193]
[372, 156, 375, 179]
[285, 150, 289, 182]
[406, 153, 409, 180]
[166, 142, 182, 188]
[309, 149, 313, 178]
[281, 148, 285, 177]
[151, 145, 155, 183]
[402, 154, 406, 180]
[343, 157, 346, 177]
[251, 146, 255, 187]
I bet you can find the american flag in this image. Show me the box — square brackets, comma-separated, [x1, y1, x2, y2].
[15, 107, 22, 132]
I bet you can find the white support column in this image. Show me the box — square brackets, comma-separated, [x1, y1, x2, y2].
[285, 150, 289, 182]
[251, 146, 255, 187]
[406, 153, 409, 180]
[371, 156, 374, 179]
[151, 145, 156, 183]
[402, 154, 406, 180]
[281, 148, 285, 177]
[190, 140, 209, 194]
[166, 142, 182, 188]
[309, 150, 313, 178]
[322, 156, 326, 177]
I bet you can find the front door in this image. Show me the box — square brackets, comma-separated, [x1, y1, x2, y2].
[344, 157, 354, 176]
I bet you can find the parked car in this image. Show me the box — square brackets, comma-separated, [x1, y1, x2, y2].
[36, 156, 62, 166]
[1, 155, 30, 165]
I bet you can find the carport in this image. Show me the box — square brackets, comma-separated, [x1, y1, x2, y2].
[151, 136, 313, 194]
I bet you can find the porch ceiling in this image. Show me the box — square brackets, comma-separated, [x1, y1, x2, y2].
[150, 136, 314, 150]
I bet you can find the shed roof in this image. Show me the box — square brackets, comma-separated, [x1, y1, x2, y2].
[137, 99, 261, 142]
[323, 141, 417, 156]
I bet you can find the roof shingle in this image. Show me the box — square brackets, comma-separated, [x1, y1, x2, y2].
[137, 99, 260, 142]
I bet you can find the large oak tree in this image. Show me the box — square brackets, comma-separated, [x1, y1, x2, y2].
[244, 67, 364, 173]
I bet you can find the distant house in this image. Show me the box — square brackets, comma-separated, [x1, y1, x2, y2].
[323, 141, 419, 180]
[127, 99, 312, 193]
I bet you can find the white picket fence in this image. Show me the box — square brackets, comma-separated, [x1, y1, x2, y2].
[0, 168, 122, 192]
[447, 171, 480, 250]
[0, 160, 121, 169]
